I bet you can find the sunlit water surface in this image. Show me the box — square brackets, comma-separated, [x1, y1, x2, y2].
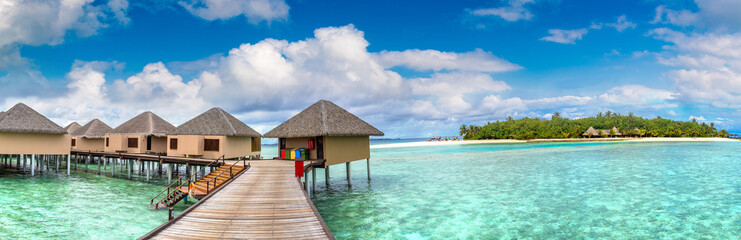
[1, 141, 739, 239]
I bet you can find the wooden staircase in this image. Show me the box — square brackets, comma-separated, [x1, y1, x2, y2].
[181, 165, 246, 199]
[150, 157, 249, 210]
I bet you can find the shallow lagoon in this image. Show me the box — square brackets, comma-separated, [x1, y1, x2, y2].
[0, 141, 739, 239]
[310, 141, 740, 239]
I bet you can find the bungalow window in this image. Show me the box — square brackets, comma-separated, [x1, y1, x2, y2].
[170, 138, 178, 150]
[204, 139, 219, 151]
[128, 138, 138, 148]
[71, 139, 76, 147]
[251, 137, 261, 151]
[105, 137, 109, 147]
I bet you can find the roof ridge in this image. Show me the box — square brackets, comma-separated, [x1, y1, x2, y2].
[148, 112, 154, 134]
[219, 108, 237, 135]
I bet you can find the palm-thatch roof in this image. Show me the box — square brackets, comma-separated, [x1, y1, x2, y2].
[72, 119, 113, 139]
[611, 127, 622, 136]
[109, 112, 175, 137]
[264, 100, 384, 138]
[65, 122, 81, 133]
[582, 127, 599, 137]
[0, 103, 67, 134]
[169, 108, 261, 137]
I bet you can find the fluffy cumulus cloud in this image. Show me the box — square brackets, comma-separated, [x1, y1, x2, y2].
[650, 28, 741, 108]
[540, 29, 588, 44]
[373, 49, 522, 72]
[606, 15, 636, 32]
[469, 0, 535, 22]
[179, 0, 288, 23]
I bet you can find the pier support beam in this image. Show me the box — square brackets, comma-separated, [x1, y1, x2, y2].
[67, 155, 71, 176]
[167, 163, 172, 183]
[111, 157, 116, 176]
[85, 155, 89, 172]
[346, 162, 351, 185]
[97, 156, 101, 174]
[146, 161, 150, 181]
[128, 158, 132, 179]
[325, 165, 330, 186]
[31, 154, 35, 176]
[367, 158, 371, 181]
[312, 168, 316, 192]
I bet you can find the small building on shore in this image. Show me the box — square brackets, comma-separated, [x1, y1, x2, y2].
[71, 119, 113, 152]
[167, 107, 262, 159]
[264, 100, 384, 167]
[105, 112, 175, 155]
[0, 103, 70, 155]
[582, 126, 622, 138]
[64, 122, 81, 134]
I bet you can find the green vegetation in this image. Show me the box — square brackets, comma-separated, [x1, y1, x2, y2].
[460, 111, 730, 140]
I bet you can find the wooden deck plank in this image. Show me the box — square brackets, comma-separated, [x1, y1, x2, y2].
[143, 160, 333, 240]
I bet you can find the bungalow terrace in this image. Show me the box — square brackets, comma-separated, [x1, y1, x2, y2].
[105, 112, 175, 155]
[167, 107, 262, 159]
[71, 119, 113, 152]
[264, 100, 384, 182]
[0, 103, 70, 155]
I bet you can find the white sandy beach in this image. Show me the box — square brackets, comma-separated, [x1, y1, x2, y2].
[371, 137, 738, 149]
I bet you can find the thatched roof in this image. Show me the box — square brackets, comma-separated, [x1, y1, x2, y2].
[169, 108, 261, 137]
[582, 127, 599, 137]
[65, 122, 82, 133]
[612, 127, 622, 136]
[109, 112, 175, 137]
[72, 119, 113, 139]
[0, 103, 67, 134]
[264, 100, 384, 138]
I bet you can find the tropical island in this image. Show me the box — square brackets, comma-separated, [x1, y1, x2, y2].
[459, 112, 730, 140]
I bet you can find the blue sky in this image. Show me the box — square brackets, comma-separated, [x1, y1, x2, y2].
[1, 0, 740, 137]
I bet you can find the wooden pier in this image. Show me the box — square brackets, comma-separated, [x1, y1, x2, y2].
[141, 160, 334, 240]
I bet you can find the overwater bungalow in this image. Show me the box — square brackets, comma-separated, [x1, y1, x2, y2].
[64, 122, 81, 134]
[105, 112, 175, 155]
[71, 119, 113, 151]
[0, 103, 70, 155]
[264, 100, 384, 168]
[167, 107, 262, 159]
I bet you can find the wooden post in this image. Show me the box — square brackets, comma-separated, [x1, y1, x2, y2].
[367, 158, 371, 181]
[112, 157, 116, 176]
[85, 155, 89, 172]
[56, 155, 60, 172]
[128, 158, 132, 179]
[17, 154, 21, 170]
[167, 163, 172, 183]
[312, 168, 316, 192]
[346, 162, 351, 184]
[325, 165, 330, 186]
[146, 161, 150, 181]
[97, 156, 101, 174]
[67, 155, 71, 176]
[22, 154, 25, 169]
[31, 154, 35, 176]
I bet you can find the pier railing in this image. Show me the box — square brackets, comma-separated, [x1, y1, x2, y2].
[203, 157, 249, 194]
[149, 156, 224, 205]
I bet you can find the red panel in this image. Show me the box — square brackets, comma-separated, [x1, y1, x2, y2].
[295, 160, 304, 177]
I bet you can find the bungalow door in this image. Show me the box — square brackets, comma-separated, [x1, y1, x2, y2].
[316, 136, 324, 159]
[147, 135, 152, 151]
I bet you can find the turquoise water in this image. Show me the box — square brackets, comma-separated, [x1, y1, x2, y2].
[0, 162, 191, 239]
[306, 141, 741, 239]
[1, 142, 739, 239]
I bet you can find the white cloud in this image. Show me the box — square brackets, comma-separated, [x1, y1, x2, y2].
[540, 28, 588, 44]
[523, 96, 593, 109]
[179, 0, 288, 23]
[650, 1, 741, 30]
[0, 0, 129, 47]
[649, 28, 741, 108]
[597, 85, 677, 107]
[410, 72, 511, 114]
[650, 5, 698, 27]
[689, 115, 706, 122]
[469, 0, 535, 22]
[373, 49, 522, 72]
[606, 15, 636, 32]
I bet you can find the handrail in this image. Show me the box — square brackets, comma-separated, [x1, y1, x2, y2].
[191, 155, 225, 181]
[150, 176, 184, 205]
[149, 155, 224, 206]
[204, 157, 248, 193]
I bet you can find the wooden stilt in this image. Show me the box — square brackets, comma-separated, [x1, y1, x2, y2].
[146, 161, 150, 181]
[97, 156, 101, 174]
[346, 162, 351, 185]
[167, 163, 172, 183]
[325, 165, 330, 186]
[312, 168, 316, 192]
[31, 154, 35, 176]
[128, 158, 132, 179]
[67, 155, 71, 176]
[367, 158, 371, 181]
